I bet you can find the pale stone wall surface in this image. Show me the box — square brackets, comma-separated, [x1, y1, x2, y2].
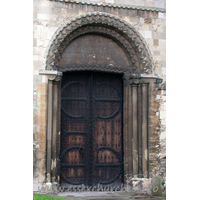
[158, 90, 166, 177]
[33, 0, 166, 187]
[48, 0, 166, 8]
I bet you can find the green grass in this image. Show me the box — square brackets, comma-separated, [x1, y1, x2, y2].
[33, 193, 69, 200]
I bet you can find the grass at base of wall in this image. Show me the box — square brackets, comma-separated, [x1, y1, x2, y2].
[33, 193, 70, 200]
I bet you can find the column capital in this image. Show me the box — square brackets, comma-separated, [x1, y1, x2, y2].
[39, 69, 63, 82]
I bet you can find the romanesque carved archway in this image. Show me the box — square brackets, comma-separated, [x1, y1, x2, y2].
[43, 12, 159, 185]
[45, 12, 154, 75]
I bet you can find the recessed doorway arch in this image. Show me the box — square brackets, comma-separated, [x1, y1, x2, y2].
[44, 12, 157, 186]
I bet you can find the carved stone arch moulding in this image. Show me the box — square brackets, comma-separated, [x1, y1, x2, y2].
[45, 12, 154, 74]
[56, 25, 138, 74]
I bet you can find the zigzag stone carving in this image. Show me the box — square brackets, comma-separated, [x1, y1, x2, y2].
[45, 12, 154, 74]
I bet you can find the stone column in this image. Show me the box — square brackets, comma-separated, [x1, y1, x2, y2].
[51, 81, 59, 183]
[45, 73, 62, 185]
[123, 74, 133, 182]
[137, 83, 143, 178]
[46, 79, 53, 184]
[131, 82, 138, 178]
[142, 83, 148, 178]
[130, 75, 160, 179]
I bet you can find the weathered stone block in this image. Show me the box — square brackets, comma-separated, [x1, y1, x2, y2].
[144, 17, 152, 24]
[39, 124, 47, 134]
[37, 115, 47, 125]
[33, 60, 43, 70]
[158, 12, 164, 19]
[38, 173, 46, 183]
[66, 9, 79, 17]
[150, 175, 165, 196]
[38, 83, 47, 93]
[153, 39, 159, 46]
[33, 47, 43, 55]
[39, 108, 47, 117]
[37, 13, 50, 20]
[154, 51, 160, 56]
[37, 39, 44, 47]
[36, 149, 46, 160]
[40, 93, 47, 103]
[40, 141, 46, 150]
[155, 66, 162, 74]
[131, 178, 151, 195]
[36, 132, 45, 140]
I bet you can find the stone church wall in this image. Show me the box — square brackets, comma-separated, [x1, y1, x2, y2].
[33, 0, 166, 189]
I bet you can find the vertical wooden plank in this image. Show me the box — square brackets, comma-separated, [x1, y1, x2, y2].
[132, 83, 138, 177]
[142, 83, 148, 178]
[88, 73, 93, 186]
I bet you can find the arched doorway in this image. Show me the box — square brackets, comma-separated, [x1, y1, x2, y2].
[44, 12, 158, 187]
[59, 32, 128, 186]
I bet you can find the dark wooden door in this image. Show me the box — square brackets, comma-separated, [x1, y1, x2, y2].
[60, 72, 123, 186]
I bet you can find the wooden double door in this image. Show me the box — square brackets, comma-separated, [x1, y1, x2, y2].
[60, 72, 123, 186]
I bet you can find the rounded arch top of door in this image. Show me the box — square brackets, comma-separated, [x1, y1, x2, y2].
[45, 12, 154, 75]
[58, 34, 132, 74]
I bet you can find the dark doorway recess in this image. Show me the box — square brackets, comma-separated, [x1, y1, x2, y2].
[60, 72, 123, 186]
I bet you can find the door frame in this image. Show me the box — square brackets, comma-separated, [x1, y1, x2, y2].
[43, 12, 160, 186]
[46, 72, 159, 186]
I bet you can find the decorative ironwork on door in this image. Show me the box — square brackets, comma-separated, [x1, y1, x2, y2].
[60, 72, 123, 186]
